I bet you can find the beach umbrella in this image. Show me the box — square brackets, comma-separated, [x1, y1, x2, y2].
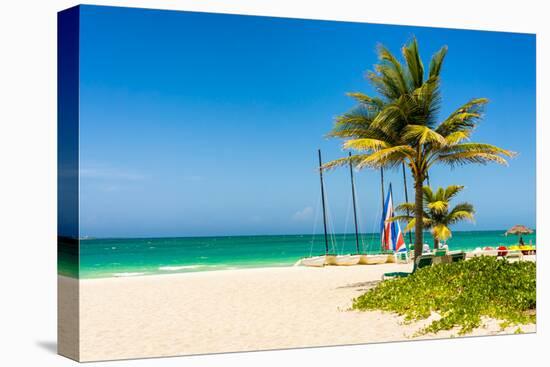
[505, 225, 533, 245]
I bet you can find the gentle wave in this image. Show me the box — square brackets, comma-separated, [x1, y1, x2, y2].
[158, 265, 204, 271]
[112, 272, 147, 277]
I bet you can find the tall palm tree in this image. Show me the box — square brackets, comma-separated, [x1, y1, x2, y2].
[391, 185, 475, 249]
[323, 38, 514, 259]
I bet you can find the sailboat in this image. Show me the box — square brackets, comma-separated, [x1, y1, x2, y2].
[299, 255, 330, 267]
[298, 149, 336, 267]
[359, 254, 388, 264]
[333, 152, 361, 266]
[299, 152, 408, 267]
[360, 183, 406, 264]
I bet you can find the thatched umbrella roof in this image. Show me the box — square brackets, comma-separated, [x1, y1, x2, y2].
[505, 225, 534, 236]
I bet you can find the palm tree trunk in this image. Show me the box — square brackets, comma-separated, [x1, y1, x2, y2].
[414, 177, 424, 260]
[434, 237, 439, 250]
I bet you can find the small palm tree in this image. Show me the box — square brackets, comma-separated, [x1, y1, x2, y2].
[391, 185, 475, 249]
[323, 38, 514, 259]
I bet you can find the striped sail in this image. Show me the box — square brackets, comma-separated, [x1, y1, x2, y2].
[380, 187, 407, 253]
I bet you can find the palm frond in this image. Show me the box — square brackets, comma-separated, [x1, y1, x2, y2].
[443, 185, 464, 201]
[432, 224, 452, 241]
[411, 76, 441, 127]
[444, 130, 471, 145]
[434, 187, 445, 201]
[447, 210, 475, 225]
[402, 38, 424, 89]
[441, 143, 515, 156]
[428, 45, 448, 78]
[403, 217, 433, 232]
[438, 152, 510, 167]
[403, 125, 447, 146]
[321, 154, 368, 171]
[395, 202, 416, 214]
[342, 138, 390, 152]
[436, 143, 516, 167]
[356, 145, 416, 169]
[327, 109, 374, 139]
[366, 72, 394, 101]
[436, 98, 488, 136]
[450, 202, 475, 214]
[369, 102, 410, 141]
[368, 66, 405, 101]
[386, 214, 414, 223]
[427, 200, 448, 214]
[377, 45, 409, 94]
[422, 186, 435, 201]
[346, 92, 385, 110]
[447, 202, 475, 225]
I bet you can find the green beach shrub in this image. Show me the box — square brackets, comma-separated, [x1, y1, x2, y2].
[352, 256, 536, 335]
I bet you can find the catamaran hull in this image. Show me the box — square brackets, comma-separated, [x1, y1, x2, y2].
[298, 256, 326, 267]
[324, 255, 337, 265]
[359, 254, 388, 265]
[298, 255, 338, 267]
[333, 254, 361, 266]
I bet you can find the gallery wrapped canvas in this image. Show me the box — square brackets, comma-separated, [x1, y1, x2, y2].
[58, 5, 536, 362]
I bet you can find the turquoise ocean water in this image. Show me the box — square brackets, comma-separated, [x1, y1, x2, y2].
[59, 230, 536, 278]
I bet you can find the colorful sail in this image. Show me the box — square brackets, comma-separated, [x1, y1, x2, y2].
[380, 186, 407, 253]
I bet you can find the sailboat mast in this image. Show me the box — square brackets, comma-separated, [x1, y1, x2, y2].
[348, 153, 360, 254]
[380, 168, 385, 210]
[401, 162, 413, 245]
[318, 149, 329, 255]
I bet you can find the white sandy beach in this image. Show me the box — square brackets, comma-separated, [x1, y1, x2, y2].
[59, 262, 535, 362]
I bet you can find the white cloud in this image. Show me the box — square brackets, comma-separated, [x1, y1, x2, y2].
[292, 206, 314, 221]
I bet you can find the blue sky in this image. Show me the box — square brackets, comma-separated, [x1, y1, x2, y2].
[77, 5, 536, 238]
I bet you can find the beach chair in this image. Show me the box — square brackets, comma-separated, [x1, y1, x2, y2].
[416, 254, 434, 269]
[382, 254, 433, 280]
[519, 246, 530, 255]
[434, 248, 447, 257]
[432, 248, 450, 264]
[449, 251, 466, 263]
[394, 251, 409, 264]
[506, 250, 524, 260]
[520, 245, 536, 255]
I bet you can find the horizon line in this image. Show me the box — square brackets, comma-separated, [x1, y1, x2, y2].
[70, 228, 537, 241]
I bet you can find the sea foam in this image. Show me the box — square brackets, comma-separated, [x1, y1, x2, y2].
[158, 265, 203, 271]
[112, 272, 146, 277]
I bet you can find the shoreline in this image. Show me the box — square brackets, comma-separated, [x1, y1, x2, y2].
[61, 261, 536, 361]
[63, 251, 537, 280]
[62, 230, 537, 280]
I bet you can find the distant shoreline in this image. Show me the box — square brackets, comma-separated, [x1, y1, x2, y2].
[76, 228, 536, 241]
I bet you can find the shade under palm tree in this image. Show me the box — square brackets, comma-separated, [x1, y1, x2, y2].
[505, 225, 533, 245]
